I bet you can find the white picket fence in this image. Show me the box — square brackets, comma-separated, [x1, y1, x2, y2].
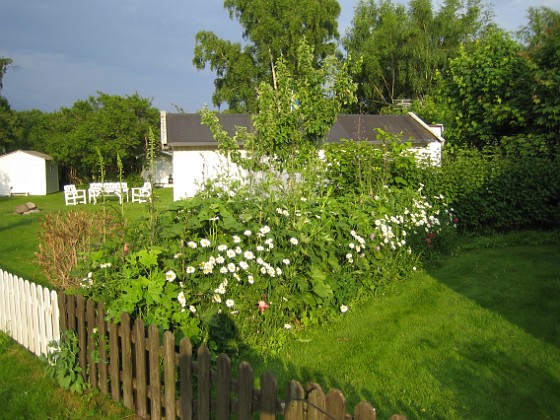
[0, 269, 60, 356]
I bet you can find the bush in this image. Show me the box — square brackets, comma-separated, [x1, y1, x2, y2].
[432, 141, 560, 231]
[36, 210, 124, 289]
[76, 156, 456, 354]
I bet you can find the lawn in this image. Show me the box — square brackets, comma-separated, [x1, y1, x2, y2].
[245, 232, 560, 419]
[1, 192, 559, 419]
[0, 188, 173, 285]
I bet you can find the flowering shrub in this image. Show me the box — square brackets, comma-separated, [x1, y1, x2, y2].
[77, 171, 456, 353]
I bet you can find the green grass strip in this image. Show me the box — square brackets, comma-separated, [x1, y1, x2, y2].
[255, 241, 560, 419]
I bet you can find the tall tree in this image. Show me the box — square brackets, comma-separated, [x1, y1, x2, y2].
[193, 0, 341, 112]
[521, 7, 560, 145]
[437, 26, 533, 147]
[0, 97, 21, 154]
[0, 57, 20, 154]
[0, 57, 13, 94]
[38, 93, 159, 183]
[343, 0, 489, 113]
[201, 39, 359, 174]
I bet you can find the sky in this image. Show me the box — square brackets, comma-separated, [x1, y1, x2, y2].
[1, 0, 559, 114]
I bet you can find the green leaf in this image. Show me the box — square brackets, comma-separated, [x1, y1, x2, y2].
[137, 249, 159, 268]
[312, 280, 333, 299]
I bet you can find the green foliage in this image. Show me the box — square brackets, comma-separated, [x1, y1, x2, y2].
[79, 150, 456, 354]
[428, 142, 560, 231]
[0, 96, 21, 153]
[0, 56, 12, 93]
[193, 0, 341, 111]
[438, 26, 533, 147]
[31, 92, 159, 184]
[323, 128, 419, 195]
[201, 38, 359, 178]
[45, 329, 89, 394]
[523, 8, 560, 146]
[343, 0, 489, 113]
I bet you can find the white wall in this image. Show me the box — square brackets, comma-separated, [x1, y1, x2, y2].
[412, 141, 443, 166]
[171, 141, 443, 201]
[172, 147, 243, 201]
[0, 151, 58, 196]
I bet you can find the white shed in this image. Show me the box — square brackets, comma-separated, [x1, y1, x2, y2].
[0, 150, 59, 196]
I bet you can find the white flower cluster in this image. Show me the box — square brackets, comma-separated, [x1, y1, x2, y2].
[180, 226, 287, 309]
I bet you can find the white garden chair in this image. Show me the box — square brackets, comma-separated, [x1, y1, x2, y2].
[64, 185, 86, 205]
[131, 181, 152, 203]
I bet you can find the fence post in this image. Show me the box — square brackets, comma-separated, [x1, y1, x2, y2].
[121, 312, 134, 410]
[354, 401, 377, 420]
[260, 371, 278, 420]
[163, 330, 176, 418]
[197, 345, 211, 420]
[284, 380, 305, 420]
[75, 295, 87, 380]
[237, 362, 254, 420]
[97, 303, 109, 395]
[148, 324, 162, 419]
[109, 317, 121, 402]
[216, 353, 232, 419]
[57, 291, 67, 332]
[86, 298, 97, 387]
[326, 389, 346, 419]
[179, 338, 193, 420]
[134, 318, 148, 418]
[307, 383, 327, 420]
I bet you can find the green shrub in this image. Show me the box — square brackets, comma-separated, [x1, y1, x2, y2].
[432, 141, 560, 231]
[76, 162, 456, 354]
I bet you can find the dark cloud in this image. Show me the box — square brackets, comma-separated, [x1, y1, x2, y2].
[1, 0, 558, 112]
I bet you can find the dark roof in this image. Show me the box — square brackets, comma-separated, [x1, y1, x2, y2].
[0, 150, 54, 160]
[162, 112, 442, 147]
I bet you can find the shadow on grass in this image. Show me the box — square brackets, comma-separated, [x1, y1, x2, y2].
[426, 243, 560, 349]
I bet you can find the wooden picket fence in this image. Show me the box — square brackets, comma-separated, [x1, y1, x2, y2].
[58, 292, 403, 419]
[0, 269, 60, 356]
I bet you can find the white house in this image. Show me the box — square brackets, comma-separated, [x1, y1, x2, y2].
[160, 112, 445, 201]
[0, 150, 59, 196]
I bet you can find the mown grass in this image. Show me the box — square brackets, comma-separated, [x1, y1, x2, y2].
[246, 232, 560, 419]
[0, 189, 173, 285]
[1, 192, 559, 419]
[0, 332, 133, 419]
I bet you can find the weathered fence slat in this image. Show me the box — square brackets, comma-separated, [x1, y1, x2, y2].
[354, 401, 377, 420]
[179, 338, 193, 420]
[148, 324, 162, 419]
[121, 312, 134, 410]
[163, 330, 176, 418]
[134, 318, 148, 418]
[197, 345, 211, 420]
[216, 353, 232, 419]
[109, 318, 121, 402]
[307, 383, 327, 420]
[86, 299, 97, 387]
[76, 295, 87, 377]
[97, 303, 109, 395]
[285, 380, 305, 420]
[326, 389, 346, 419]
[260, 371, 278, 420]
[237, 362, 254, 420]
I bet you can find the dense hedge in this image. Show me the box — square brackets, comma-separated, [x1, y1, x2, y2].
[427, 141, 560, 231]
